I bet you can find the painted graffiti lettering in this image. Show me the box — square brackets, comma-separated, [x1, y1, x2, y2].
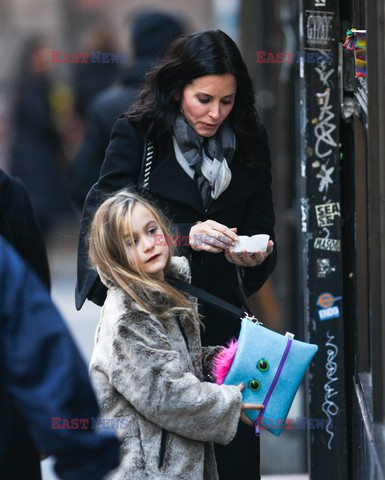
[315, 60, 335, 87]
[301, 198, 309, 233]
[316, 164, 335, 192]
[305, 12, 334, 50]
[307, 15, 330, 41]
[321, 331, 339, 449]
[314, 88, 337, 158]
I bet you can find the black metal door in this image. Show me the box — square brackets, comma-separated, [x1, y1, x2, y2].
[299, 1, 348, 477]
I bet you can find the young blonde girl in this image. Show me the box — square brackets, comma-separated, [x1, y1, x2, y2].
[88, 190, 263, 480]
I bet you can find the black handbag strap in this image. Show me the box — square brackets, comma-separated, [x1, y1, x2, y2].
[169, 278, 250, 320]
[138, 140, 249, 321]
[139, 138, 154, 190]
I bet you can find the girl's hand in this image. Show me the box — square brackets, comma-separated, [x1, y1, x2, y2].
[225, 240, 274, 268]
[237, 383, 264, 426]
[189, 221, 238, 253]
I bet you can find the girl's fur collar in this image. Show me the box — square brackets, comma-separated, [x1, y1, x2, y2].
[166, 255, 191, 283]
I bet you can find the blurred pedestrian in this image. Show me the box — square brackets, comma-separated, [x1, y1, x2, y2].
[0, 168, 50, 289]
[76, 29, 277, 480]
[0, 236, 120, 480]
[72, 27, 120, 121]
[9, 36, 71, 237]
[70, 10, 186, 210]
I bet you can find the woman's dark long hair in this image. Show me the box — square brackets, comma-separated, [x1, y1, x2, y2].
[129, 29, 263, 168]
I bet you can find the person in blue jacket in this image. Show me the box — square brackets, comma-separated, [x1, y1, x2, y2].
[0, 237, 120, 480]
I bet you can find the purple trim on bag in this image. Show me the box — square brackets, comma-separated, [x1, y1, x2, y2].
[255, 336, 293, 436]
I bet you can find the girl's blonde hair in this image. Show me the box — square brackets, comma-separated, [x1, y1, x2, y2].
[89, 189, 197, 320]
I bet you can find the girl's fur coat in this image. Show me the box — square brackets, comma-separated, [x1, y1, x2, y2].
[90, 256, 242, 479]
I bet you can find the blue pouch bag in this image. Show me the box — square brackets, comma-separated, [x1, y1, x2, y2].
[214, 316, 318, 436]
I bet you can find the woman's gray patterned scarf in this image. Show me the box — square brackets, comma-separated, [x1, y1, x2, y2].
[172, 115, 236, 207]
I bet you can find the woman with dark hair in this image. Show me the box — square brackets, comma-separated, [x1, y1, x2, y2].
[129, 29, 260, 162]
[76, 29, 276, 480]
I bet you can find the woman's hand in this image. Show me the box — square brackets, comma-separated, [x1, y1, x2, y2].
[225, 240, 274, 268]
[237, 383, 264, 426]
[189, 220, 238, 253]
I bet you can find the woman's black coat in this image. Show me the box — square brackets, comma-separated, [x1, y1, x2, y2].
[76, 116, 277, 346]
[0, 169, 50, 288]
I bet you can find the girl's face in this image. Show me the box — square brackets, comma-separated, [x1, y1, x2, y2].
[124, 203, 169, 280]
[180, 73, 237, 138]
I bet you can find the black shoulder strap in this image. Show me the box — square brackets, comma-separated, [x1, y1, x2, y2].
[138, 138, 154, 191]
[169, 278, 248, 320]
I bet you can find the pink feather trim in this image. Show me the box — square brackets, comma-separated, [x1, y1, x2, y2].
[212, 339, 238, 384]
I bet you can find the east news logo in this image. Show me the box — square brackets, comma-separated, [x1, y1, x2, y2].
[316, 292, 342, 321]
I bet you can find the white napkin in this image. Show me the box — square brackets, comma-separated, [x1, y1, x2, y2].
[230, 234, 270, 254]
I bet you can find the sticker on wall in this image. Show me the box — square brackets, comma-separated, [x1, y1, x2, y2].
[315, 202, 341, 227]
[316, 292, 342, 321]
[317, 258, 336, 278]
[314, 237, 341, 252]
